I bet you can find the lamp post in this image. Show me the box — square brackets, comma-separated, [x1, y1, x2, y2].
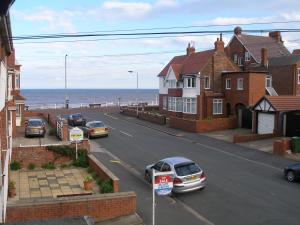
[65, 54, 69, 109]
[128, 70, 139, 115]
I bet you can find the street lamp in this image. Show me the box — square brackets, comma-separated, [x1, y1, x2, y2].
[65, 54, 69, 109]
[128, 70, 138, 89]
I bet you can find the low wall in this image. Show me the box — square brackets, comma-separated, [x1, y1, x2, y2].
[6, 192, 136, 223]
[88, 155, 119, 192]
[138, 111, 166, 125]
[233, 133, 279, 143]
[23, 111, 57, 128]
[121, 108, 138, 117]
[169, 117, 237, 133]
[12, 146, 72, 167]
[273, 138, 291, 156]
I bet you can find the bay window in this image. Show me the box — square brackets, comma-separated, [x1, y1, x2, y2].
[168, 97, 182, 112]
[183, 98, 196, 114]
[184, 77, 196, 88]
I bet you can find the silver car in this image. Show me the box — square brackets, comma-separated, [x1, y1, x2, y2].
[145, 156, 206, 194]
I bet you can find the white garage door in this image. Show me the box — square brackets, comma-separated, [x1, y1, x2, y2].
[258, 113, 275, 134]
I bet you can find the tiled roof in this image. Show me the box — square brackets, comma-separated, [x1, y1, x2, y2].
[269, 55, 300, 66]
[170, 64, 183, 80]
[292, 49, 300, 55]
[158, 49, 215, 78]
[266, 96, 300, 111]
[236, 34, 290, 62]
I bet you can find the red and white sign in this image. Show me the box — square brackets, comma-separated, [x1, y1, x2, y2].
[153, 175, 173, 196]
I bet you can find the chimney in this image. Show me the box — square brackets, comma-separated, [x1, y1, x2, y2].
[234, 26, 242, 36]
[269, 31, 282, 43]
[186, 42, 195, 55]
[261, 48, 268, 67]
[214, 34, 224, 52]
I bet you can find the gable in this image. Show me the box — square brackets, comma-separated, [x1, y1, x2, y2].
[166, 67, 177, 81]
[254, 98, 275, 112]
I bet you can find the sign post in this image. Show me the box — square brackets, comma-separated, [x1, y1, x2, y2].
[69, 127, 83, 159]
[152, 169, 174, 225]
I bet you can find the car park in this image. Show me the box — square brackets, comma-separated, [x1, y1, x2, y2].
[25, 118, 46, 138]
[82, 121, 108, 138]
[68, 113, 86, 126]
[284, 163, 300, 182]
[145, 156, 206, 194]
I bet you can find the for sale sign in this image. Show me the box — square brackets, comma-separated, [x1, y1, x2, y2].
[153, 175, 173, 196]
[69, 127, 83, 142]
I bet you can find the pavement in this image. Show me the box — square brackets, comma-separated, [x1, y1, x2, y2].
[80, 111, 300, 225]
[9, 168, 95, 204]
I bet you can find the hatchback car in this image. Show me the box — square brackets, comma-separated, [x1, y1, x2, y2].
[145, 156, 206, 194]
[25, 119, 46, 138]
[284, 163, 300, 182]
[82, 121, 108, 138]
[68, 113, 86, 126]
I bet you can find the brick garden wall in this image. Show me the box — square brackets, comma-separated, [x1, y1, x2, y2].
[12, 146, 72, 167]
[88, 155, 119, 193]
[121, 108, 166, 125]
[169, 116, 237, 133]
[233, 133, 279, 143]
[6, 192, 136, 223]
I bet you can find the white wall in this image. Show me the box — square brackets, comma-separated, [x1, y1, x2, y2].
[182, 77, 200, 97]
[0, 61, 7, 111]
[159, 77, 168, 94]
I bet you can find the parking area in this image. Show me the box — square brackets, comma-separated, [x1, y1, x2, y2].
[13, 117, 67, 147]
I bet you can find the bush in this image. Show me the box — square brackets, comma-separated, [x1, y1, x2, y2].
[84, 175, 93, 183]
[91, 172, 97, 179]
[72, 151, 89, 168]
[27, 163, 36, 170]
[48, 127, 57, 136]
[10, 161, 21, 171]
[41, 162, 56, 170]
[99, 180, 113, 193]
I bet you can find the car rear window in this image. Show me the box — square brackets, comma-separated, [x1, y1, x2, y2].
[28, 120, 43, 126]
[72, 114, 82, 119]
[174, 163, 201, 176]
[89, 122, 104, 128]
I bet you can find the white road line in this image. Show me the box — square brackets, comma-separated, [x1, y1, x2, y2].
[107, 125, 116, 130]
[120, 130, 133, 137]
[104, 113, 118, 120]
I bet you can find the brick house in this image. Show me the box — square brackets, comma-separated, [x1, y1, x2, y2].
[158, 37, 240, 121]
[0, 0, 17, 222]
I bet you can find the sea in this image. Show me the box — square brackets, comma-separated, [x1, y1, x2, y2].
[21, 89, 159, 109]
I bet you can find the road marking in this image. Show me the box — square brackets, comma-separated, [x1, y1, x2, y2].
[120, 130, 133, 137]
[91, 141, 215, 225]
[107, 125, 116, 130]
[110, 160, 121, 164]
[104, 113, 118, 120]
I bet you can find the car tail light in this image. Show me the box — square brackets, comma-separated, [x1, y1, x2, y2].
[105, 127, 108, 131]
[90, 129, 95, 133]
[173, 178, 183, 184]
[200, 172, 206, 179]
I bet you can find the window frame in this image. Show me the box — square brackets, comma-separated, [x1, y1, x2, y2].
[265, 76, 272, 88]
[238, 57, 243, 66]
[213, 99, 223, 115]
[204, 76, 210, 89]
[225, 78, 231, 90]
[237, 78, 244, 90]
[245, 51, 251, 61]
[233, 54, 238, 63]
[183, 98, 197, 114]
[298, 68, 300, 84]
[184, 76, 196, 88]
[168, 97, 182, 112]
[163, 96, 167, 110]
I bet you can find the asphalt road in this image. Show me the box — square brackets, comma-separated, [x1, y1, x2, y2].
[83, 111, 300, 225]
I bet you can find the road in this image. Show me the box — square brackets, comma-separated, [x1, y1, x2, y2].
[83, 111, 300, 225]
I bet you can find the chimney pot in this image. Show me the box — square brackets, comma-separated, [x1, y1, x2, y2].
[186, 42, 195, 55]
[269, 31, 282, 43]
[234, 26, 242, 36]
[214, 38, 224, 52]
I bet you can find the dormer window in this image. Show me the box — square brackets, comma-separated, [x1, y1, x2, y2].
[245, 52, 251, 61]
[266, 76, 272, 88]
[184, 77, 196, 88]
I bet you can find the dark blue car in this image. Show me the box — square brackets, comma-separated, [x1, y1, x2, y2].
[284, 163, 300, 182]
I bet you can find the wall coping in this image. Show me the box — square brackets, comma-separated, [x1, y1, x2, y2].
[88, 154, 120, 182]
[7, 191, 135, 207]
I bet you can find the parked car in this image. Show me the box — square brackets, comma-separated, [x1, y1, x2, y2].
[82, 121, 108, 138]
[56, 114, 70, 124]
[284, 163, 300, 182]
[68, 113, 86, 126]
[145, 156, 206, 194]
[25, 118, 46, 138]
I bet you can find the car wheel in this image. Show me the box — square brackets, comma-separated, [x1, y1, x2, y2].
[145, 171, 152, 183]
[286, 170, 296, 182]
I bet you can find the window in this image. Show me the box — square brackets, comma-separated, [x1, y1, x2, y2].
[183, 98, 197, 114]
[245, 52, 251, 61]
[233, 54, 238, 63]
[161, 163, 171, 172]
[16, 104, 21, 117]
[168, 80, 177, 88]
[15, 74, 20, 89]
[163, 78, 166, 87]
[225, 78, 231, 89]
[237, 78, 244, 90]
[204, 76, 210, 89]
[238, 57, 243, 66]
[213, 99, 223, 115]
[298, 68, 300, 84]
[184, 77, 196, 88]
[168, 97, 182, 112]
[153, 161, 164, 171]
[266, 76, 272, 88]
[163, 96, 167, 110]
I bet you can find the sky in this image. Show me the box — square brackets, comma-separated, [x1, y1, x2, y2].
[10, 0, 300, 89]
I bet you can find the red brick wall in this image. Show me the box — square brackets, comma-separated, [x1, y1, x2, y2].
[273, 138, 291, 155]
[138, 111, 166, 125]
[269, 65, 295, 95]
[169, 116, 237, 133]
[88, 155, 119, 192]
[168, 88, 182, 96]
[6, 192, 136, 223]
[12, 146, 72, 167]
[233, 133, 279, 143]
[296, 62, 300, 96]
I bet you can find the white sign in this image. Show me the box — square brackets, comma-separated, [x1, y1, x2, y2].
[69, 127, 83, 142]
